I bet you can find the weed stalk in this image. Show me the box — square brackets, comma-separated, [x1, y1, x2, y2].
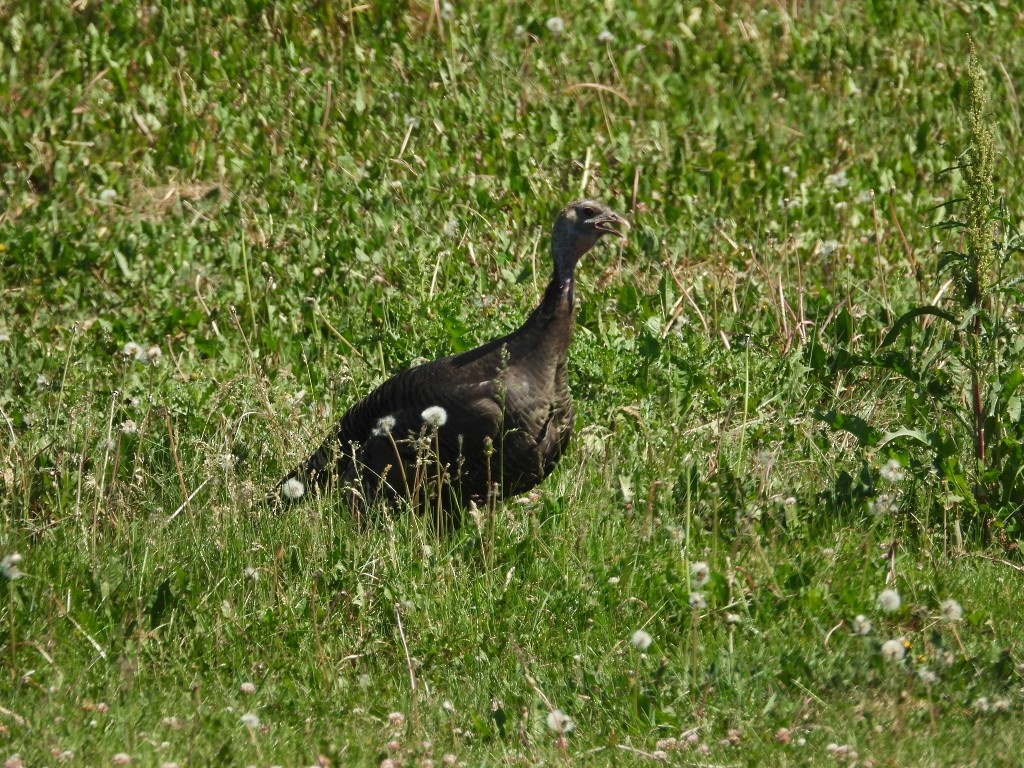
[960, 50, 996, 485]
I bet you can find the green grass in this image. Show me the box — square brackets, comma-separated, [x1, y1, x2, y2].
[2, 1, 1024, 765]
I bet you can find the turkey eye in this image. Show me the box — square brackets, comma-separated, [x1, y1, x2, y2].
[581, 207, 595, 218]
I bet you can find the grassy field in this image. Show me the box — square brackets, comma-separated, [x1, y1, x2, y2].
[3, 1, 1024, 765]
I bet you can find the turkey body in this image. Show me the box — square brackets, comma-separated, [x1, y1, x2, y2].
[275, 200, 628, 515]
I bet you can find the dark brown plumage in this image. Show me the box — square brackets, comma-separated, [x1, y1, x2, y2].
[274, 199, 629, 514]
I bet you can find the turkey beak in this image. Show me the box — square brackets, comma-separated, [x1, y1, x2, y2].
[593, 212, 630, 239]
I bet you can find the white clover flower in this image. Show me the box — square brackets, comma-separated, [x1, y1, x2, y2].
[373, 415, 397, 436]
[917, 667, 938, 685]
[973, 696, 990, 713]
[421, 406, 447, 428]
[630, 629, 653, 651]
[240, 681, 256, 694]
[880, 458, 905, 483]
[852, 615, 872, 636]
[112, 754, 132, 766]
[244, 567, 259, 582]
[120, 419, 138, 435]
[940, 598, 963, 622]
[607, 576, 620, 585]
[545, 708, 573, 733]
[880, 638, 906, 662]
[240, 712, 260, 729]
[281, 478, 305, 501]
[388, 711, 405, 729]
[689, 561, 710, 588]
[597, 29, 615, 43]
[877, 589, 901, 613]
[688, 592, 707, 610]
[1, 552, 24, 581]
[99, 189, 118, 205]
[545, 16, 565, 35]
[442, 700, 455, 713]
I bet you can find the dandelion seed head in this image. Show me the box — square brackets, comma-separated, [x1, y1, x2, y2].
[973, 696, 990, 713]
[240, 712, 260, 729]
[120, 419, 138, 435]
[421, 406, 447, 428]
[880, 458, 905, 483]
[940, 598, 963, 622]
[607, 576, 620, 585]
[545, 709, 573, 733]
[825, 169, 849, 189]
[852, 615, 872, 636]
[36, 373, 50, 388]
[99, 189, 118, 205]
[545, 16, 565, 35]
[244, 567, 259, 582]
[689, 561, 710, 588]
[145, 345, 162, 363]
[992, 697, 1012, 713]
[597, 29, 615, 43]
[0, 552, 24, 581]
[880, 638, 906, 662]
[819, 239, 840, 257]
[688, 592, 707, 610]
[281, 478, 305, 501]
[630, 629, 653, 651]
[917, 667, 938, 685]
[373, 415, 397, 436]
[877, 589, 901, 613]
[122, 342, 144, 360]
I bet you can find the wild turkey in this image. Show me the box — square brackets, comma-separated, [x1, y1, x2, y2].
[274, 199, 629, 515]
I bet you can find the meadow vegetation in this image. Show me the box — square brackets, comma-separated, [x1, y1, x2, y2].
[2, 1, 1024, 765]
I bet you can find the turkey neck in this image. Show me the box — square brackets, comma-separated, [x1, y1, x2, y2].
[504, 264, 577, 367]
